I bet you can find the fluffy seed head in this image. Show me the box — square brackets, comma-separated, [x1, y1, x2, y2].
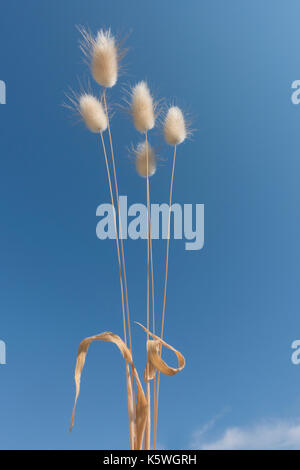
[79, 94, 107, 133]
[164, 106, 187, 145]
[135, 141, 156, 177]
[91, 29, 118, 87]
[131, 81, 155, 133]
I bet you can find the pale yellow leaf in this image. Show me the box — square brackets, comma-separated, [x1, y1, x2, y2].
[69, 331, 147, 450]
[136, 322, 185, 380]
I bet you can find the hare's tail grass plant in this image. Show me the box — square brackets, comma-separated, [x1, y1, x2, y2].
[85, 27, 136, 445]
[67, 28, 189, 450]
[80, 25, 134, 367]
[76, 27, 136, 447]
[130, 81, 156, 449]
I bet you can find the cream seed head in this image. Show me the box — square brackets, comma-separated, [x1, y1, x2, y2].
[131, 81, 155, 133]
[91, 29, 118, 87]
[135, 141, 156, 178]
[164, 106, 187, 146]
[79, 27, 119, 87]
[79, 94, 107, 133]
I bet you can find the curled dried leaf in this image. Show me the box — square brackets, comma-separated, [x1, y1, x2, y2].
[135, 322, 185, 381]
[69, 331, 147, 450]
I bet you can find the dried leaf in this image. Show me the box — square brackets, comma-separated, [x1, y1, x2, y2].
[144, 341, 160, 381]
[69, 331, 147, 450]
[125, 361, 135, 450]
[134, 375, 148, 450]
[136, 322, 185, 381]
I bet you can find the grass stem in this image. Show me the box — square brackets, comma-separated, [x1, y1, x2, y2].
[102, 88, 137, 446]
[153, 144, 177, 449]
[144, 130, 151, 449]
[99, 131, 134, 450]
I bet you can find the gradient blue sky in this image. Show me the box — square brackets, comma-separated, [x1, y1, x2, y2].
[1, 0, 300, 450]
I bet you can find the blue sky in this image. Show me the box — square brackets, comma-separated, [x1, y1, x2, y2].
[1, 0, 300, 450]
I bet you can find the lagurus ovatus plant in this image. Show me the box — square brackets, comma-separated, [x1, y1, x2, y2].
[67, 27, 191, 450]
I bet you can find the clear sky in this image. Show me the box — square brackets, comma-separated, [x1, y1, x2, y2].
[1, 0, 300, 450]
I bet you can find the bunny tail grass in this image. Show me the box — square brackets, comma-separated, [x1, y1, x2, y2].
[144, 130, 153, 449]
[164, 106, 187, 146]
[131, 81, 155, 133]
[79, 94, 107, 133]
[79, 28, 119, 88]
[135, 140, 156, 178]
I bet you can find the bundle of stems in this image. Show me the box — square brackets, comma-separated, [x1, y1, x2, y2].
[68, 28, 188, 450]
